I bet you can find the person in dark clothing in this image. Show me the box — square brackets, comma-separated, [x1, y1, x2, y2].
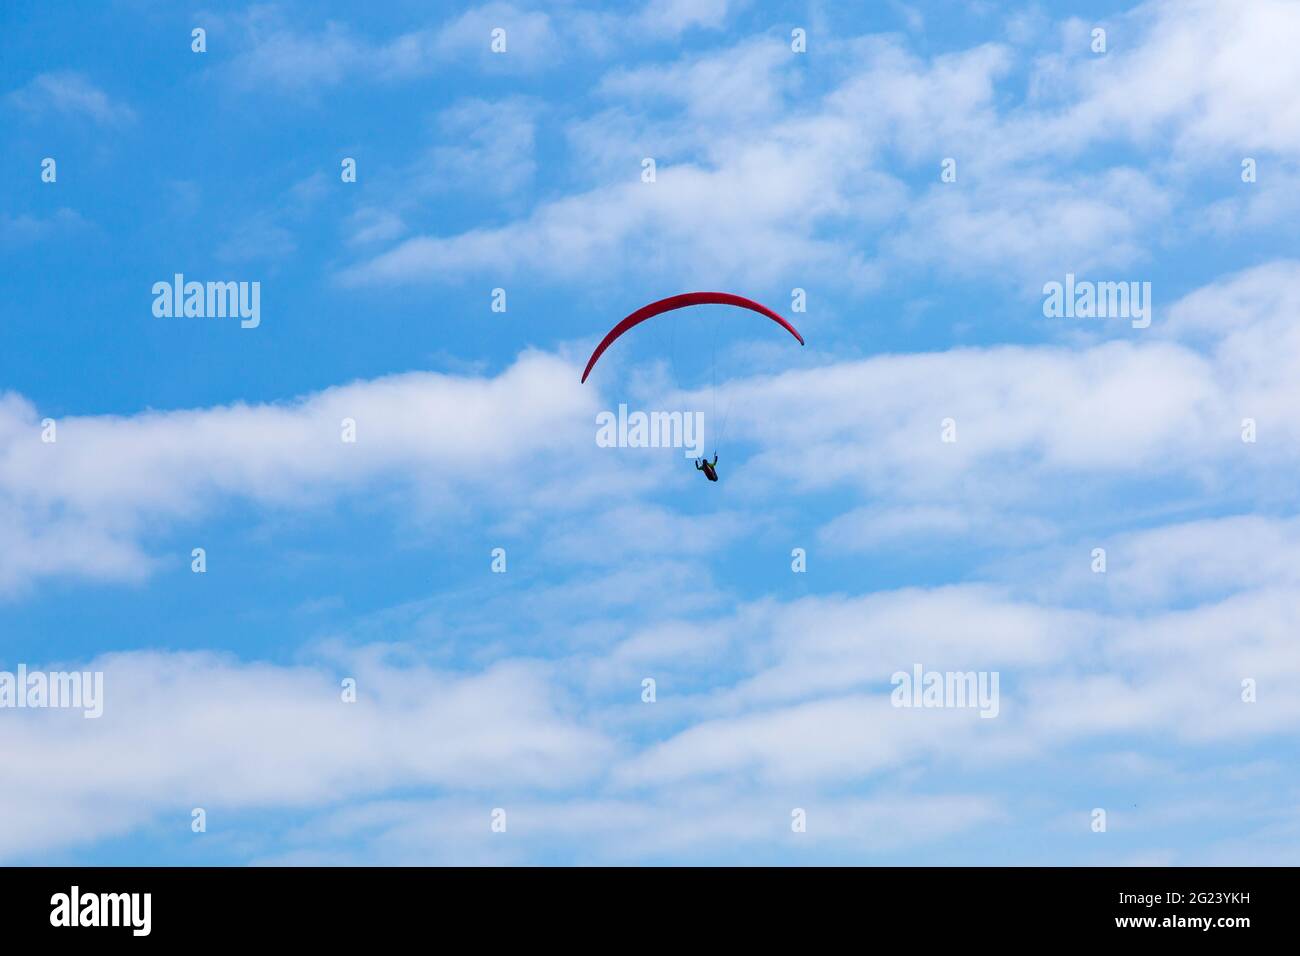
[694, 453, 719, 482]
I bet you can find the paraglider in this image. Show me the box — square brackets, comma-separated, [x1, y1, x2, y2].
[583, 292, 804, 484]
[694, 454, 719, 482]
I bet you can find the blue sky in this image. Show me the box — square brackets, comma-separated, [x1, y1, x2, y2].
[2, 0, 1300, 865]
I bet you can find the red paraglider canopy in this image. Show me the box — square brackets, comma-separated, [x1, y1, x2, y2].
[580, 291, 804, 383]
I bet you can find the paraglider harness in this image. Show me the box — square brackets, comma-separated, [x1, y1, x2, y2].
[695, 454, 719, 482]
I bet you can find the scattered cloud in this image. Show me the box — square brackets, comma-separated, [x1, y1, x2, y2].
[7, 71, 135, 125]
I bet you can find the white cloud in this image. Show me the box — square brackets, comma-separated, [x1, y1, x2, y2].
[598, 38, 792, 122]
[884, 167, 1172, 282]
[633, 0, 736, 37]
[0, 649, 611, 859]
[343, 1, 1300, 289]
[7, 71, 135, 125]
[346, 208, 408, 247]
[819, 503, 1055, 552]
[1033, 514, 1300, 609]
[0, 208, 88, 247]
[600, 562, 1299, 793]
[420, 97, 540, 198]
[229, 17, 361, 93]
[228, 4, 568, 94]
[253, 790, 1002, 864]
[419, 2, 560, 71]
[1038, 0, 1300, 158]
[0, 352, 602, 593]
[5, 527, 1298, 862]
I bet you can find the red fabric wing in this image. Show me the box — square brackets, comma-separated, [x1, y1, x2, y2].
[580, 292, 804, 383]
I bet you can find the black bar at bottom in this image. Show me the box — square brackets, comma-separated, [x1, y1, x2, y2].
[0, 866, 1280, 942]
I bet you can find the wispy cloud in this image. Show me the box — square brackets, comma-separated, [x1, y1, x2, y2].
[7, 70, 135, 125]
[341, 1, 1300, 291]
[0, 208, 88, 246]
